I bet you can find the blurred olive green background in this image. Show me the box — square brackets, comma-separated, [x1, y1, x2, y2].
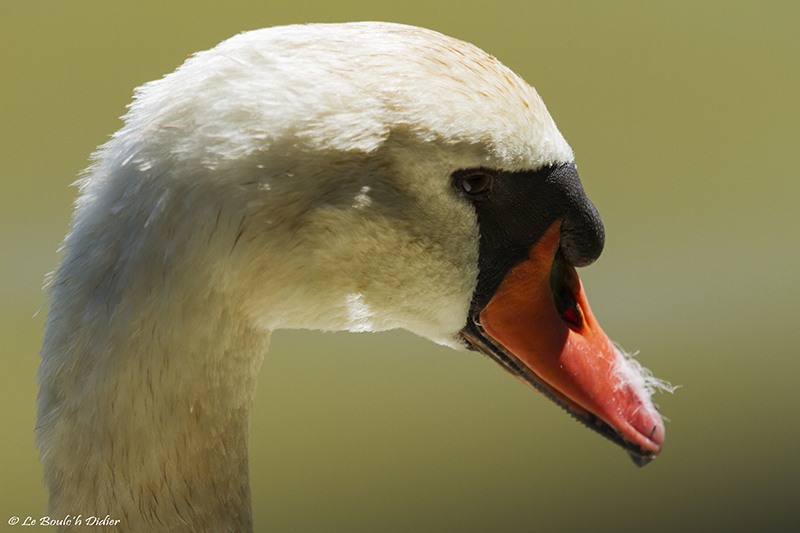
[2, 1, 798, 531]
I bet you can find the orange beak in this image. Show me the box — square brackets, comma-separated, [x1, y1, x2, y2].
[462, 221, 664, 464]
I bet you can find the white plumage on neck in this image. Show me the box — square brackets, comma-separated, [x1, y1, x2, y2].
[37, 22, 574, 531]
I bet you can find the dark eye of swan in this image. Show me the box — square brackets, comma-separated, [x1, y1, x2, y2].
[454, 169, 495, 196]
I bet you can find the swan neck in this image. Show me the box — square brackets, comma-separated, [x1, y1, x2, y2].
[38, 266, 270, 531]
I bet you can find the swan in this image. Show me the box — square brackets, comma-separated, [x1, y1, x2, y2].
[37, 22, 668, 532]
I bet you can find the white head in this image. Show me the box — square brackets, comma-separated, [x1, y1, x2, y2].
[39, 22, 666, 530]
[69, 22, 573, 346]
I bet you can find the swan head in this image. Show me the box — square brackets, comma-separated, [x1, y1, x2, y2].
[63, 22, 664, 466]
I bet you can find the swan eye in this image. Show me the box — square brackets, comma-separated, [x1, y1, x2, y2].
[455, 170, 494, 196]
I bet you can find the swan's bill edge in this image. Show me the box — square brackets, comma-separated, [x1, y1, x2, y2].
[460, 222, 665, 464]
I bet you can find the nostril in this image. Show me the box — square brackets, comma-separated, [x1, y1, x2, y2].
[562, 306, 582, 329]
[550, 252, 585, 330]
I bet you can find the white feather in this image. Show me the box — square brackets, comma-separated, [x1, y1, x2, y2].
[37, 22, 576, 531]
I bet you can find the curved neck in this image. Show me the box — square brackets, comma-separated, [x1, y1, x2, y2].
[38, 270, 269, 531]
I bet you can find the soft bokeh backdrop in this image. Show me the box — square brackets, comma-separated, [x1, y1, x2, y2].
[2, 1, 798, 531]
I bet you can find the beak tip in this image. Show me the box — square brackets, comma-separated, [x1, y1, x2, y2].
[651, 419, 666, 449]
[628, 451, 655, 468]
[631, 402, 666, 453]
